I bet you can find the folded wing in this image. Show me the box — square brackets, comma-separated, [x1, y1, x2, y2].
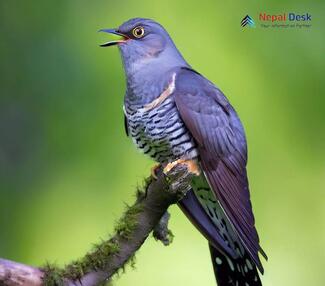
[174, 68, 267, 272]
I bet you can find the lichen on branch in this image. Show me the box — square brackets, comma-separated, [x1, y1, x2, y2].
[0, 164, 193, 286]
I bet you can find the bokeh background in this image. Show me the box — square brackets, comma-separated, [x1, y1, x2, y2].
[1, 1, 324, 285]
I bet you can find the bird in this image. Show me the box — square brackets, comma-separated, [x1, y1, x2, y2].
[100, 18, 267, 286]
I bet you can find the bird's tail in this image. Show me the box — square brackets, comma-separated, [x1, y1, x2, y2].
[209, 243, 262, 286]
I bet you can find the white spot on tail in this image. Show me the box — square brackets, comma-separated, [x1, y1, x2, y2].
[226, 257, 235, 271]
[244, 265, 248, 273]
[215, 257, 223, 265]
[246, 259, 253, 270]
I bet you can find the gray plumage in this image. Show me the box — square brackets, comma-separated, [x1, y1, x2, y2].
[101, 17, 267, 286]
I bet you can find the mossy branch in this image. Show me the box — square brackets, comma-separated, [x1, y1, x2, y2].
[0, 164, 193, 286]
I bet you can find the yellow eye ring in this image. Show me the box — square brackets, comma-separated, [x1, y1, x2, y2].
[132, 26, 145, 38]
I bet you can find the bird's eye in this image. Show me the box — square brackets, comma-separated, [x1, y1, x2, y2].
[132, 26, 145, 38]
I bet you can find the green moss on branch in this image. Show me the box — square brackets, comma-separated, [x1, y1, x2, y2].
[40, 165, 192, 286]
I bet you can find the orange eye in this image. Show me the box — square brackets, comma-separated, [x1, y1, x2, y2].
[132, 26, 145, 38]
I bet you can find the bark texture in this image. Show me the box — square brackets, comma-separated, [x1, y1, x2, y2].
[0, 165, 193, 286]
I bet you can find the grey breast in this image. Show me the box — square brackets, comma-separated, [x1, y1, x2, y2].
[124, 97, 198, 163]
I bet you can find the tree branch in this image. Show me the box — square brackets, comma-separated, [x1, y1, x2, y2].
[0, 165, 193, 286]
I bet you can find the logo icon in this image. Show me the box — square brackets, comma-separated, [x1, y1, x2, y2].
[241, 15, 255, 27]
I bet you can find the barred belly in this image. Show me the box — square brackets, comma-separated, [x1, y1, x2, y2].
[124, 97, 198, 163]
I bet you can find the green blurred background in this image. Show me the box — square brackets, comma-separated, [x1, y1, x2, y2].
[0, 1, 324, 285]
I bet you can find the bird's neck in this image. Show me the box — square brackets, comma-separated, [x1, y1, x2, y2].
[122, 48, 189, 106]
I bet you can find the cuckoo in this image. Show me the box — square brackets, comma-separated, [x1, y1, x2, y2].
[100, 18, 267, 286]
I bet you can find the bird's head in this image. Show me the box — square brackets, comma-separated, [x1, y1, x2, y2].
[100, 18, 188, 74]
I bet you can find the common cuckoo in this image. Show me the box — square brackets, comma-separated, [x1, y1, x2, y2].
[100, 18, 267, 286]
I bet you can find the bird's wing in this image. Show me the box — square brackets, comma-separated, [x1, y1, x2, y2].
[174, 67, 266, 272]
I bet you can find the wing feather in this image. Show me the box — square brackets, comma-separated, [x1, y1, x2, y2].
[174, 68, 267, 272]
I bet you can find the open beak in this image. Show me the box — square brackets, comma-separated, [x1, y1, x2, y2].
[99, 29, 129, 47]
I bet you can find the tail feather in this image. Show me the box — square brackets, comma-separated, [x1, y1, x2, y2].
[178, 174, 266, 285]
[209, 243, 262, 286]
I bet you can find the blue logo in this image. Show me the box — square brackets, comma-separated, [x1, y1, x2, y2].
[241, 15, 255, 27]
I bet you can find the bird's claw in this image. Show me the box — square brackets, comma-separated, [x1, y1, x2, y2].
[162, 160, 199, 199]
[151, 164, 161, 180]
[163, 159, 200, 176]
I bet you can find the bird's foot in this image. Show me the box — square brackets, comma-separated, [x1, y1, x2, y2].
[163, 159, 201, 176]
[153, 211, 174, 246]
[151, 164, 161, 180]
